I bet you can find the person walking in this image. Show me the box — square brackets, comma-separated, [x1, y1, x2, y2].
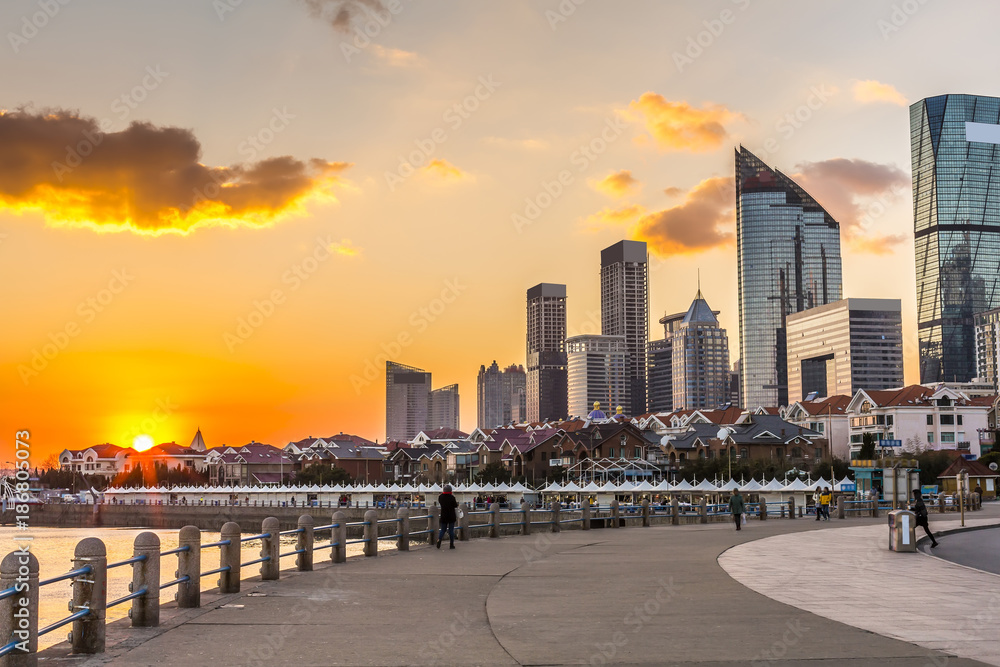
[820, 487, 832, 521]
[728, 489, 745, 531]
[910, 488, 938, 547]
[437, 484, 459, 549]
[813, 488, 822, 521]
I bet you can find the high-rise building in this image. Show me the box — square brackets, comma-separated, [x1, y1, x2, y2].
[646, 338, 673, 413]
[526, 283, 568, 422]
[729, 360, 742, 408]
[566, 334, 630, 417]
[911, 95, 1000, 383]
[601, 240, 649, 416]
[429, 384, 460, 431]
[386, 361, 431, 442]
[477, 361, 527, 428]
[671, 291, 730, 411]
[974, 307, 1000, 392]
[786, 298, 904, 401]
[736, 146, 843, 408]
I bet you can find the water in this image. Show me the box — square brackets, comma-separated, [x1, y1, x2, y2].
[1, 526, 379, 652]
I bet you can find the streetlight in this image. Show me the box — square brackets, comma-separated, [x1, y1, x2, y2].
[717, 428, 734, 479]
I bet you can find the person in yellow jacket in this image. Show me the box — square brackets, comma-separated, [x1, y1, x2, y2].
[819, 487, 832, 521]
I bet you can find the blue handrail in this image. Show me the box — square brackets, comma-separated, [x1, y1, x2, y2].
[40, 565, 92, 587]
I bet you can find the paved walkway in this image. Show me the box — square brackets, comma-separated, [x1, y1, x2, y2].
[42, 510, 998, 666]
[720, 510, 1000, 667]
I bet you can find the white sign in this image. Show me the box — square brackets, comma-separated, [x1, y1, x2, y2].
[987, 478, 995, 492]
[966, 121, 1000, 145]
[549, 459, 563, 467]
[902, 513, 911, 545]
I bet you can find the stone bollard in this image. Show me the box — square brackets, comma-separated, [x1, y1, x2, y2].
[798, 506, 803, 518]
[788, 497, 796, 519]
[611, 500, 621, 528]
[332, 511, 347, 564]
[871, 500, 879, 518]
[71, 537, 107, 654]
[219, 522, 241, 594]
[780, 504, 786, 518]
[671, 497, 679, 525]
[429, 505, 440, 545]
[260, 517, 280, 581]
[642, 499, 650, 527]
[837, 499, 845, 520]
[1, 550, 38, 666]
[459, 503, 470, 541]
[521, 501, 531, 535]
[176, 526, 200, 608]
[550, 500, 561, 533]
[759, 500, 767, 521]
[938, 494, 945, 514]
[489, 503, 500, 538]
[363, 510, 378, 557]
[396, 507, 410, 552]
[297, 515, 314, 572]
[698, 497, 707, 524]
[582, 500, 591, 530]
[130, 532, 160, 628]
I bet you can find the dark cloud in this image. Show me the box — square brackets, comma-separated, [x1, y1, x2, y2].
[299, 0, 388, 33]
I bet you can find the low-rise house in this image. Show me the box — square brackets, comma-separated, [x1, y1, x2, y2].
[205, 443, 294, 486]
[58, 444, 131, 480]
[937, 457, 999, 499]
[284, 434, 387, 483]
[782, 396, 851, 459]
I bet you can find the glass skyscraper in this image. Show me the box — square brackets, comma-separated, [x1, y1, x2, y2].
[736, 147, 843, 408]
[911, 94, 1000, 383]
[600, 240, 649, 416]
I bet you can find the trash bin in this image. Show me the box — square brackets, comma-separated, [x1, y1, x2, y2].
[887, 509, 917, 552]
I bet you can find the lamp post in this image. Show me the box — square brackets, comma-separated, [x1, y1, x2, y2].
[717, 428, 734, 479]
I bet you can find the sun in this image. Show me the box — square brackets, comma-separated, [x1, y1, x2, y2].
[132, 434, 155, 452]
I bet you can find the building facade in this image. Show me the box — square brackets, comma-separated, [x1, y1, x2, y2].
[566, 334, 630, 417]
[646, 338, 673, 413]
[974, 306, 1000, 392]
[386, 361, 459, 441]
[736, 146, 843, 409]
[600, 240, 649, 416]
[911, 94, 1000, 384]
[786, 298, 904, 402]
[671, 291, 730, 412]
[526, 283, 568, 422]
[429, 384, 460, 431]
[477, 361, 527, 428]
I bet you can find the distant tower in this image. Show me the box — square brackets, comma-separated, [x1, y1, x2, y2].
[601, 240, 649, 416]
[526, 283, 568, 422]
[429, 384, 460, 431]
[189, 428, 207, 452]
[477, 362, 526, 428]
[386, 361, 431, 442]
[566, 334, 630, 418]
[671, 290, 730, 411]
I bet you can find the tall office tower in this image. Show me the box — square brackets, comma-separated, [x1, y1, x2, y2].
[386, 361, 431, 442]
[646, 338, 673, 413]
[566, 335, 630, 418]
[786, 298, 904, 401]
[600, 240, 649, 416]
[477, 361, 527, 428]
[974, 307, 1000, 392]
[671, 291, 731, 411]
[429, 384, 460, 430]
[728, 360, 742, 408]
[526, 283, 568, 422]
[736, 146, 843, 408]
[911, 95, 1000, 383]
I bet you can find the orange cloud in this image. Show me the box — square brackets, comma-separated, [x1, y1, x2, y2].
[0, 109, 351, 235]
[423, 158, 468, 181]
[329, 238, 363, 258]
[853, 80, 908, 106]
[632, 176, 735, 255]
[623, 93, 740, 152]
[590, 169, 640, 198]
[370, 44, 420, 67]
[482, 136, 549, 151]
[582, 204, 646, 231]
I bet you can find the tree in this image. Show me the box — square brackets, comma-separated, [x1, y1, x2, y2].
[475, 461, 511, 484]
[859, 433, 877, 459]
[977, 451, 1000, 469]
[294, 464, 353, 486]
[809, 457, 849, 481]
[903, 435, 927, 455]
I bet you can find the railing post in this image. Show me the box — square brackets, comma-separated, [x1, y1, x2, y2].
[297, 515, 313, 572]
[872, 498, 880, 518]
[1, 550, 38, 665]
[71, 537, 106, 654]
[176, 526, 200, 608]
[260, 517, 280, 581]
[429, 505, 440, 545]
[938, 494, 945, 514]
[332, 511, 347, 563]
[521, 501, 531, 535]
[837, 499, 845, 520]
[582, 500, 591, 530]
[611, 500, 621, 528]
[130, 532, 160, 628]
[788, 497, 796, 519]
[219, 522, 241, 594]
[396, 507, 410, 552]
[671, 497, 679, 525]
[550, 500, 561, 533]
[641, 499, 650, 527]
[458, 503, 470, 541]
[363, 510, 378, 557]
[489, 503, 500, 538]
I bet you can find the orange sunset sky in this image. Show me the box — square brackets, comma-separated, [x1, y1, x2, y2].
[2, 0, 997, 463]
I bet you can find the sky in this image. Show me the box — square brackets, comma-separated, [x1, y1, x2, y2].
[2, 0, 998, 463]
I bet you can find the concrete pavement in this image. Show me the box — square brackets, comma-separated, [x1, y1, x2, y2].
[40, 510, 998, 666]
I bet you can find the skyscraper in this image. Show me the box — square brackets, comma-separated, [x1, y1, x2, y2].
[974, 307, 1000, 392]
[526, 283, 567, 422]
[671, 291, 730, 411]
[566, 334, 630, 417]
[386, 361, 459, 441]
[601, 240, 649, 416]
[911, 94, 1000, 383]
[786, 298, 903, 401]
[646, 338, 673, 413]
[429, 384, 460, 431]
[736, 147, 843, 408]
[477, 361, 527, 428]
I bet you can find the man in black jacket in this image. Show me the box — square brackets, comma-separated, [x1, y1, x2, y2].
[438, 484, 459, 549]
[911, 488, 938, 547]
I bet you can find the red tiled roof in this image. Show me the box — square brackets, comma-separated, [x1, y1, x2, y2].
[969, 395, 998, 406]
[863, 385, 933, 407]
[798, 395, 851, 415]
[422, 427, 469, 439]
[938, 457, 999, 479]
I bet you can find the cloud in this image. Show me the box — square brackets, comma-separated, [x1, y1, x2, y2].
[852, 80, 908, 106]
[0, 109, 350, 235]
[631, 176, 735, 255]
[590, 169, 640, 198]
[622, 93, 741, 152]
[369, 44, 420, 67]
[663, 186, 683, 197]
[482, 136, 549, 151]
[793, 158, 910, 254]
[329, 238, 362, 258]
[582, 204, 646, 231]
[299, 0, 388, 34]
[422, 158, 469, 181]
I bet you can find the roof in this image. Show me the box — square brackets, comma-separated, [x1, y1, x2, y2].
[422, 427, 469, 440]
[139, 442, 202, 457]
[680, 291, 719, 326]
[794, 395, 851, 416]
[90, 443, 128, 457]
[725, 415, 821, 445]
[938, 458, 999, 479]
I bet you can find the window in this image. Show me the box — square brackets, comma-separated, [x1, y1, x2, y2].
[940, 414, 955, 425]
[927, 432, 935, 444]
[940, 432, 955, 443]
[926, 415, 934, 425]
[775, 447, 784, 458]
[740, 447, 749, 459]
[957, 415, 963, 426]
[542, 452, 548, 461]
[609, 447, 615, 458]
[634, 447, 640, 459]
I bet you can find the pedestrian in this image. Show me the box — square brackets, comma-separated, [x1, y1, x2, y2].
[910, 488, 938, 548]
[813, 488, 822, 521]
[820, 487, 832, 521]
[728, 489, 745, 531]
[437, 484, 459, 550]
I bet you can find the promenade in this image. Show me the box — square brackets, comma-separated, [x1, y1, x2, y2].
[38, 506, 999, 666]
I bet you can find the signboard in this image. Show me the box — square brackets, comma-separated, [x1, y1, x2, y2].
[921, 485, 938, 496]
[879, 439, 902, 449]
[549, 459, 563, 467]
[839, 483, 856, 492]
